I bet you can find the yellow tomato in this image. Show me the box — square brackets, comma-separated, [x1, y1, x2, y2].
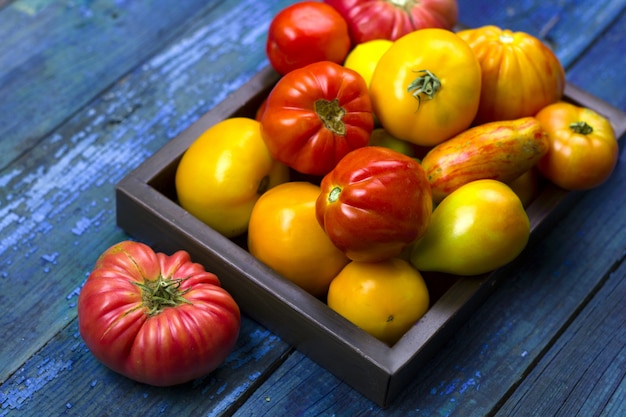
[343, 39, 392, 88]
[247, 181, 350, 298]
[410, 179, 530, 276]
[369, 28, 482, 147]
[327, 258, 430, 345]
[175, 117, 290, 238]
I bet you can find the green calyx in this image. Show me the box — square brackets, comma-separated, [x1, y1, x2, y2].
[407, 69, 441, 109]
[135, 274, 192, 316]
[328, 186, 342, 203]
[570, 121, 594, 135]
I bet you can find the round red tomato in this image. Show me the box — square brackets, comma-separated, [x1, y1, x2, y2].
[77, 241, 241, 386]
[266, 2, 351, 75]
[325, 0, 458, 44]
[316, 146, 433, 262]
[260, 61, 374, 176]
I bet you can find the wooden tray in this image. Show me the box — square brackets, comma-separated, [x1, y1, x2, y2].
[115, 65, 626, 407]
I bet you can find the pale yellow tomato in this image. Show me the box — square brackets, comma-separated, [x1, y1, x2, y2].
[175, 117, 290, 238]
[343, 39, 392, 88]
[327, 258, 430, 345]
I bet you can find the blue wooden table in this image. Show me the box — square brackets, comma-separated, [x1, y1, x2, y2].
[1, 0, 625, 415]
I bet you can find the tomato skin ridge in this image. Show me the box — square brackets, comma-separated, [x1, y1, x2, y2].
[421, 117, 549, 203]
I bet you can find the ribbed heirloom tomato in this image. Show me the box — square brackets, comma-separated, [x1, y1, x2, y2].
[316, 146, 432, 262]
[457, 25, 565, 125]
[77, 241, 241, 386]
[247, 181, 350, 298]
[260, 61, 374, 176]
[324, 0, 458, 44]
[369, 28, 482, 147]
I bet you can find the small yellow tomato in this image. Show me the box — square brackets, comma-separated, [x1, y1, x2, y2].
[327, 258, 430, 345]
[248, 181, 350, 298]
[343, 39, 393, 88]
[370, 28, 482, 147]
[175, 117, 290, 238]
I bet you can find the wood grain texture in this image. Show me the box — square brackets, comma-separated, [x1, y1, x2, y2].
[1, 0, 625, 415]
[0, 0, 296, 388]
[0, 0, 220, 170]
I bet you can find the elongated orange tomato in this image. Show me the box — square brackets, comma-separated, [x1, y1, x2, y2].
[457, 25, 565, 125]
[421, 117, 549, 203]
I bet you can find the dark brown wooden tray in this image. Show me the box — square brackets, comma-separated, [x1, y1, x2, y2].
[115, 65, 626, 407]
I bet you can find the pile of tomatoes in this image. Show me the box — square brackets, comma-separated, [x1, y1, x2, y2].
[173, 1, 619, 346]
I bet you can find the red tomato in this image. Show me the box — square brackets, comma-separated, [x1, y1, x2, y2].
[266, 2, 351, 75]
[260, 61, 374, 176]
[77, 241, 241, 386]
[316, 146, 433, 262]
[324, 0, 458, 44]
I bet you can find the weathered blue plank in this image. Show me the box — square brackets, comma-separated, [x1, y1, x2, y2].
[0, 0, 297, 385]
[0, 0, 219, 171]
[0, 317, 289, 416]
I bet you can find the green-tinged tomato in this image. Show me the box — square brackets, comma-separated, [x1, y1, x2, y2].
[410, 179, 530, 276]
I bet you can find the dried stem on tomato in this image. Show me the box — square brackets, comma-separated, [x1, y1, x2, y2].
[407, 69, 441, 108]
[570, 121, 594, 135]
[315, 98, 347, 135]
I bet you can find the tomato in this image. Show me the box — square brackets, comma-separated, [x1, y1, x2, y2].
[260, 61, 374, 176]
[457, 25, 565, 125]
[410, 180, 530, 276]
[369, 28, 482, 147]
[368, 128, 416, 158]
[316, 146, 432, 262]
[248, 181, 350, 298]
[535, 101, 619, 190]
[507, 168, 541, 208]
[77, 241, 241, 386]
[343, 39, 392, 88]
[175, 117, 290, 238]
[266, 2, 351, 75]
[324, 0, 458, 44]
[327, 258, 430, 345]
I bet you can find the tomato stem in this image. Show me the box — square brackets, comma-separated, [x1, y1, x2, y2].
[570, 121, 593, 135]
[135, 275, 192, 316]
[407, 69, 441, 108]
[328, 186, 342, 203]
[315, 98, 347, 135]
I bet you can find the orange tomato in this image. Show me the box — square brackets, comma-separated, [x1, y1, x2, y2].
[535, 101, 619, 190]
[457, 25, 565, 125]
[247, 181, 350, 298]
[327, 258, 430, 345]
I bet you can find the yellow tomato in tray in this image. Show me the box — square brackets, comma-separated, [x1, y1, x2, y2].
[327, 258, 430, 345]
[343, 39, 392, 88]
[369, 28, 482, 147]
[247, 181, 350, 298]
[175, 117, 290, 238]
